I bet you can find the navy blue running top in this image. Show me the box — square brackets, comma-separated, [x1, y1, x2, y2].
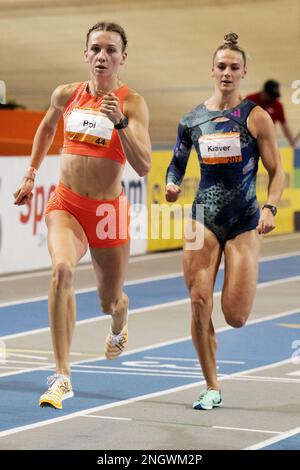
[166, 99, 261, 244]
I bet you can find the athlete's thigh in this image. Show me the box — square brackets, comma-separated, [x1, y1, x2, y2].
[222, 229, 261, 316]
[90, 241, 130, 299]
[46, 210, 88, 266]
[183, 220, 222, 296]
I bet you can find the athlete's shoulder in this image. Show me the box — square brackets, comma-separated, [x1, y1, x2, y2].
[242, 97, 257, 106]
[51, 82, 82, 110]
[180, 103, 206, 128]
[123, 86, 146, 104]
[247, 103, 274, 131]
[123, 86, 149, 118]
[237, 98, 259, 117]
[248, 103, 270, 119]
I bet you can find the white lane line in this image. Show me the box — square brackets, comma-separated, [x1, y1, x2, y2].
[0, 272, 184, 308]
[287, 371, 300, 376]
[0, 382, 200, 439]
[1, 233, 298, 282]
[0, 272, 183, 308]
[144, 356, 245, 364]
[82, 419, 282, 433]
[2, 360, 53, 366]
[2, 276, 300, 342]
[72, 363, 201, 372]
[0, 307, 299, 378]
[256, 275, 300, 289]
[0, 335, 191, 379]
[0, 298, 190, 341]
[64, 370, 203, 378]
[0, 234, 298, 284]
[6, 353, 47, 361]
[0, 251, 182, 283]
[0, 366, 28, 370]
[0, 357, 294, 439]
[127, 251, 300, 276]
[230, 375, 300, 384]
[128, 251, 181, 262]
[262, 233, 300, 243]
[1, 250, 299, 308]
[258, 250, 300, 261]
[3, 348, 94, 357]
[213, 426, 281, 435]
[144, 356, 198, 362]
[74, 275, 300, 330]
[244, 425, 300, 450]
[81, 415, 132, 422]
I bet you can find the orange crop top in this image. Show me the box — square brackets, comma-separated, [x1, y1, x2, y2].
[62, 82, 130, 165]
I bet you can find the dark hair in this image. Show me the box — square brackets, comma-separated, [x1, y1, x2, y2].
[86, 22, 128, 51]
[213, 32, 246, 65]
[263, 79, 280, 99]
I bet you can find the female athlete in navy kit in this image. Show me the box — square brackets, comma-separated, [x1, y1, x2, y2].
[166, 33, 285, 410]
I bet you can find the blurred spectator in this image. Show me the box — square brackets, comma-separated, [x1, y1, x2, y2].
[247, 80, 298, 148]
[0, 100, 26, 110]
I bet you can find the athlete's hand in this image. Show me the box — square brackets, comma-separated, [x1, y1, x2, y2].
[13, 178, 34, 206]
[100, 92, 123, 125]
[256, 208, 275, 235]
[165, 183, 181, 202]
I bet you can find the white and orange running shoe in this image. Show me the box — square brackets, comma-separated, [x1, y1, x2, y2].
[39, 374, 74, 409]
[104, 324, 128, 360]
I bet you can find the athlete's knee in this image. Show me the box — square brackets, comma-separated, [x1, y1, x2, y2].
[191, 296, 212, 313]
[225, 316, 247, 328]
[222, 297, 250, 328]
[190, 289, 213, 318]
[52, 261, 74, 290]
[223, 311, 248, 328]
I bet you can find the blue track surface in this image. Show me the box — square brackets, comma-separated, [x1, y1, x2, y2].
[262, 433, 300, 450]
[0, 253, 299, 450]
[0, 255, 299, 337]
[0, 311, 299, 434]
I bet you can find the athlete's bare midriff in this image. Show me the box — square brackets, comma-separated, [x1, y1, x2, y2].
[60, 153, 124, 200]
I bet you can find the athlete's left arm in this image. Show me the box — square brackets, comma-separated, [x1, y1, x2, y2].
[248, 106, 285, 234]
[121, 93, 151, 176]
[101, 91, 151, 176]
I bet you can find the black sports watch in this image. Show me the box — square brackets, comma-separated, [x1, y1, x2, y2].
[262, 204, 277, 216]
[114, 115, 128, 130]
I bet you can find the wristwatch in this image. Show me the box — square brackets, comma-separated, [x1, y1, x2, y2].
[262, 204, 277, 216]
[114, 115, 128, 130]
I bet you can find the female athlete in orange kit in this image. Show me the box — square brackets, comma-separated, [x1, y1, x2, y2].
[14, 22, 151, 409]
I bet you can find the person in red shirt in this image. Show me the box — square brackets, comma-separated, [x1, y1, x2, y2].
[247, 80, 298, 147]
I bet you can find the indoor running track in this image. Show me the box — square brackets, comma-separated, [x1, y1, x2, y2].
[0, 233, 299, 450]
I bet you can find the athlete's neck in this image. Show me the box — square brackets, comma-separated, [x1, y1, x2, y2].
[88, 77, 121, 96]
[205, 91, 243, 111]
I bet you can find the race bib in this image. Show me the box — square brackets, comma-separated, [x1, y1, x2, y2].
[66, 108, 114, 147]
[199, 132, 242, 164]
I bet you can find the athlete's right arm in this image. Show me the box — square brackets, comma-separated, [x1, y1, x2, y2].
[165, 122, 193, 202]
[13, 84, 73, 205]
[30, 84, 73, 170]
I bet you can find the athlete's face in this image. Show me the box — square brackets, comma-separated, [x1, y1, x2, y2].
[212, 49, 246, 92]
[84, 31, 127, 78]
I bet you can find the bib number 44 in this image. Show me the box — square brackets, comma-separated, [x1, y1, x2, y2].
[95, 137, 107, 146]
